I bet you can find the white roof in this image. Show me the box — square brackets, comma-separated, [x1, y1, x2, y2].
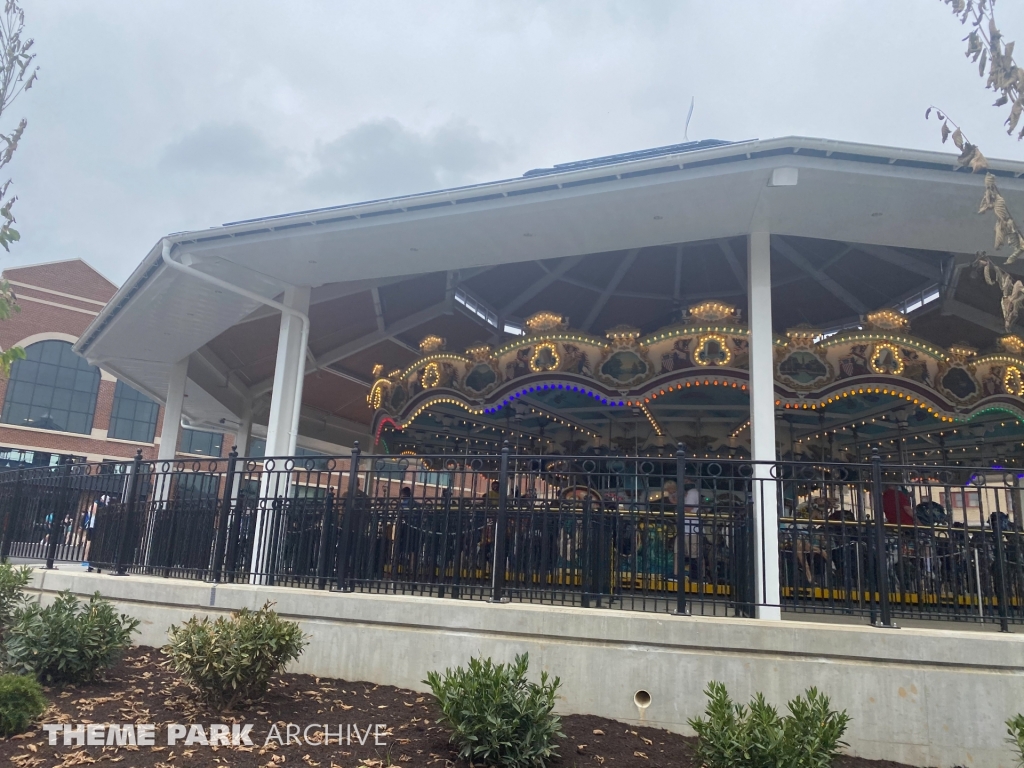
[75, 135, 1024, 430]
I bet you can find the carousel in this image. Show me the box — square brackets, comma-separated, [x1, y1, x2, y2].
[369, 302, 1024, 468]
[69, 135, 1024, 622]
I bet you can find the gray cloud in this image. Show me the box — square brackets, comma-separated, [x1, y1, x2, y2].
[306, 118, 513, 202]
[160, 122, 282, 176]
[9, 1, 1024, 283]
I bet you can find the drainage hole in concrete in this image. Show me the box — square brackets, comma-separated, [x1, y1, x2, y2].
[634, 690, 651, 709]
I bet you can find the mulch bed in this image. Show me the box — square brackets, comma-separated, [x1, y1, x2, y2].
[0, 647, 922, 768]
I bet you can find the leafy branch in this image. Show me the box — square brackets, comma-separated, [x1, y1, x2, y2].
[944, 0, 1024, 138]
[0, 1, 37, 376]
[924, 1, 1024, 329]
[0, 0, 35, 255]
[0, 278, 21, 374]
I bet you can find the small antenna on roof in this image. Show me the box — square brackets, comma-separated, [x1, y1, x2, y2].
[684, 97, 695, 141]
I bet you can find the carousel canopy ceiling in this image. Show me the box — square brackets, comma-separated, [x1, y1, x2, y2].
[75, 136, 1024, 448]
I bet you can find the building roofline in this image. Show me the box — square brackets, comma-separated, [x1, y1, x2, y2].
[2, 257, 119, 289]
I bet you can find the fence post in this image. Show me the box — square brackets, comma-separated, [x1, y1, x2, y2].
[316, 490, 335, 590]
[870, 448, 895, 628]
[211, 447, 238, 583]
[114, 450, 143, 576]
[224, 468, 246, 582]
[0, 469, 23, 561]
[45, 464, 73, 569]
[581, 495, 592, 608]
[992, 509, 1011, 632]
[335, 442, 360, 592]
[490, 441, 511, 603]
[674, 444, 689, 616]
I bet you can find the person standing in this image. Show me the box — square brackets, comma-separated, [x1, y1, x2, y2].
[81, 494, 106, 567]
[670, 479, 702, 583]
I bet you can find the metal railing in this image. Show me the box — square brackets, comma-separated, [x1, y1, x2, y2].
[0, 444, 1021, 629]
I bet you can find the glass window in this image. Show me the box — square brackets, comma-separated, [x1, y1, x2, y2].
[108, 381, 159, 443]
[0, 446, 67, 469]
[178, 428, 223, 457]
[293, 484, 327, 500]
[247, 437, 266, 458]
[174, 472, 220, 500]
[1, 340, 100, 434]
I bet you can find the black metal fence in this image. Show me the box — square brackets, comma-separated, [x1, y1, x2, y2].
[0, 444, 1021, 629]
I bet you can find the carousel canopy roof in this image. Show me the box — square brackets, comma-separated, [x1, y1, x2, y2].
[75, 135, 1024, 447]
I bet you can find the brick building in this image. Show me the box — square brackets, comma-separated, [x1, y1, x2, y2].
[0, 259, 234, 468]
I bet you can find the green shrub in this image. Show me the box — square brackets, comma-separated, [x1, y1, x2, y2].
[688, 682, 778, 768]
[1007, 714, 1024, 768]
[164, 602, 306, 710]
[425, 652, 563, 768]
[780, 688, 851, 768]
[4, 591, 139, 684]
[0, 561, 30, 632]
[0, 674, 45, 735]
[689, 682, 849, 768]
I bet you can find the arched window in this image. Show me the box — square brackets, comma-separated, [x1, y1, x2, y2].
[108, 380, 159, 443]
[1, 340, 100, 434]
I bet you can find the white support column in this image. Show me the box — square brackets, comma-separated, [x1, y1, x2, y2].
[145, 357, 188, 565]
[234, 404, 253, 458]
[747, 231, 781, 620]
[264, 285, 311, 457]
[157, 358, 188, 462]
[153, 357, 188, 504]
[252, 286, 311, 583]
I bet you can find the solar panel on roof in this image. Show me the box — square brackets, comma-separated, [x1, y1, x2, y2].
[521, 139, 734, 177]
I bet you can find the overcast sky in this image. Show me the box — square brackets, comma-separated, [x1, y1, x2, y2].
[8, 0, 1024, 284]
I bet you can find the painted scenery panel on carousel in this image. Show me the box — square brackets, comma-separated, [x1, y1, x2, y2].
[463, 361, 497, 394]
[938, 363, 978, 403]
[598, 349, 649, 386]
[777, 347, 831, 390]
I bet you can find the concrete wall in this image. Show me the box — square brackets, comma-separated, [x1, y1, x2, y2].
[28, 568, 1024, 768]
